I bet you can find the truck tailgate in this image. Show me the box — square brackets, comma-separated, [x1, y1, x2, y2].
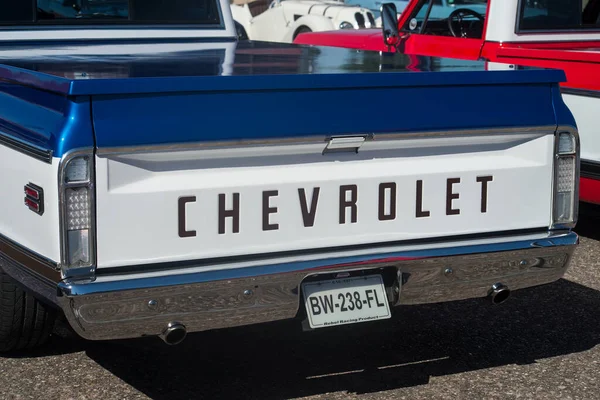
[94, 130, 555, 269]
[83, 46, 566, 270]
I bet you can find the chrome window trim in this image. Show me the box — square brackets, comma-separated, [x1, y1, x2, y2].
[57, 147, 97, 280]
[95, 125, 557, 156]
[0, 130, 53, 164]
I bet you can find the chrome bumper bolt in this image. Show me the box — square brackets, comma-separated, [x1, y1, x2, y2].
[444, 267, 453, 276]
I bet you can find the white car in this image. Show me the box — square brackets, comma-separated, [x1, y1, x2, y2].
[231, 0, 377, 43]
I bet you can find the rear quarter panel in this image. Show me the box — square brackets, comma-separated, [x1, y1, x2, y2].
[0, 83, 94, 263]
[0, 147, 61, 262]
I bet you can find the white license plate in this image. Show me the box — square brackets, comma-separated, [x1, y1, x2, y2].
[302, 275, 391, 329]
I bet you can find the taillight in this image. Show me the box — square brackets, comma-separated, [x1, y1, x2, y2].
[59, 150, 95, 277]
[551, 129, 579, 229]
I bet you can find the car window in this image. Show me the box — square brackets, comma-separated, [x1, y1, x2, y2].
[1, 0, 221, 25]
[402, 0, 488, 35]
[519, 0, 600, 31]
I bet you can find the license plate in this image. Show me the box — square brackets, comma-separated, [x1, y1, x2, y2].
[302, 275, 391, 329]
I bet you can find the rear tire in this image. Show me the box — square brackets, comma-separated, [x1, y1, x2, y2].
[0, 269, 56, 352]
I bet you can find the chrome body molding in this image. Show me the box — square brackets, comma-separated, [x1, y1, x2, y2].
[0, 232, 60, 280]
[56, 231, 578, 341]
[0, 130, 53, 164]
[95, 125, 557, 156]
[0, 233, 60, 307]
[561, 87, 600, 99]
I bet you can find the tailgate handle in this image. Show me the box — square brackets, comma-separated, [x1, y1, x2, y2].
[323, 136, 367, 154]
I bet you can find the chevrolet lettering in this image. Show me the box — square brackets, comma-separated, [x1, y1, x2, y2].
[178, 176, 494, 236]
[0, 0, 580, 351]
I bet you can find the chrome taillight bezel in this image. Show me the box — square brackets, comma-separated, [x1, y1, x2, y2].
[58, 148, 96, 279]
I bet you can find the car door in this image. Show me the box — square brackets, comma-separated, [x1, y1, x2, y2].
[396, 0, 488, 61]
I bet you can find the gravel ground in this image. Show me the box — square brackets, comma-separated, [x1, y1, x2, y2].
[2, 206, 600, 400]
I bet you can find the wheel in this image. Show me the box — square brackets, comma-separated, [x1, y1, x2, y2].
[294, 26, 312, 40]
[0, 269, 56, 352]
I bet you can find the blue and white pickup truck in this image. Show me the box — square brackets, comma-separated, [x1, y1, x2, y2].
[0, 0, 580, 351]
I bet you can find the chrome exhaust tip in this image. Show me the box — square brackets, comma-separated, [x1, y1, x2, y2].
[159, 322, 187, 345]
[489, 283, 510, 305]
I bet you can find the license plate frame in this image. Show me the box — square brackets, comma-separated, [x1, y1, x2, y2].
[301, 274, 391, 329]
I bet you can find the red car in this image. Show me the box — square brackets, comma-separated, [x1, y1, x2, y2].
[295, 0, 600, 205]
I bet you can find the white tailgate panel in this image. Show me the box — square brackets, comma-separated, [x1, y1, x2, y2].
[95, 134, 555, 268]
[0, 146, 61, 262]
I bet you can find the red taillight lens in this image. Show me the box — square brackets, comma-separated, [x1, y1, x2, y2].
[25, 197, 39, 212]
[25, 187, 39, 200]
[24, 183, 44, 215]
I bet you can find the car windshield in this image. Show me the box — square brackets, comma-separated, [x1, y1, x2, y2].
[518, 0, 600, 31]
[2, 0, 221, 25]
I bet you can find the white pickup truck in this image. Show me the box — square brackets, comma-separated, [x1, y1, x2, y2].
[0, 0, 580, 351]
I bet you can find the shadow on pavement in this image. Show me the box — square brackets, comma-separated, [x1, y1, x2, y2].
[81, 278, 600, 400]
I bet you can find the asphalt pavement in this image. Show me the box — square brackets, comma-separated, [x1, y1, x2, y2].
[2, 205, 600, 400]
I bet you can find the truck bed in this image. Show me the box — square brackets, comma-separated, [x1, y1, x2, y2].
[0, 40, 567, 154]
[0, 40, 566, 95]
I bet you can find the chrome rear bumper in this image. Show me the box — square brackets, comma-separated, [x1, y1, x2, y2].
[54, 231, 578, 341]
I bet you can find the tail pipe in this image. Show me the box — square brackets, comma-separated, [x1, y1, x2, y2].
[488, 283, 510, 305]
[159, 322, 187, 345]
